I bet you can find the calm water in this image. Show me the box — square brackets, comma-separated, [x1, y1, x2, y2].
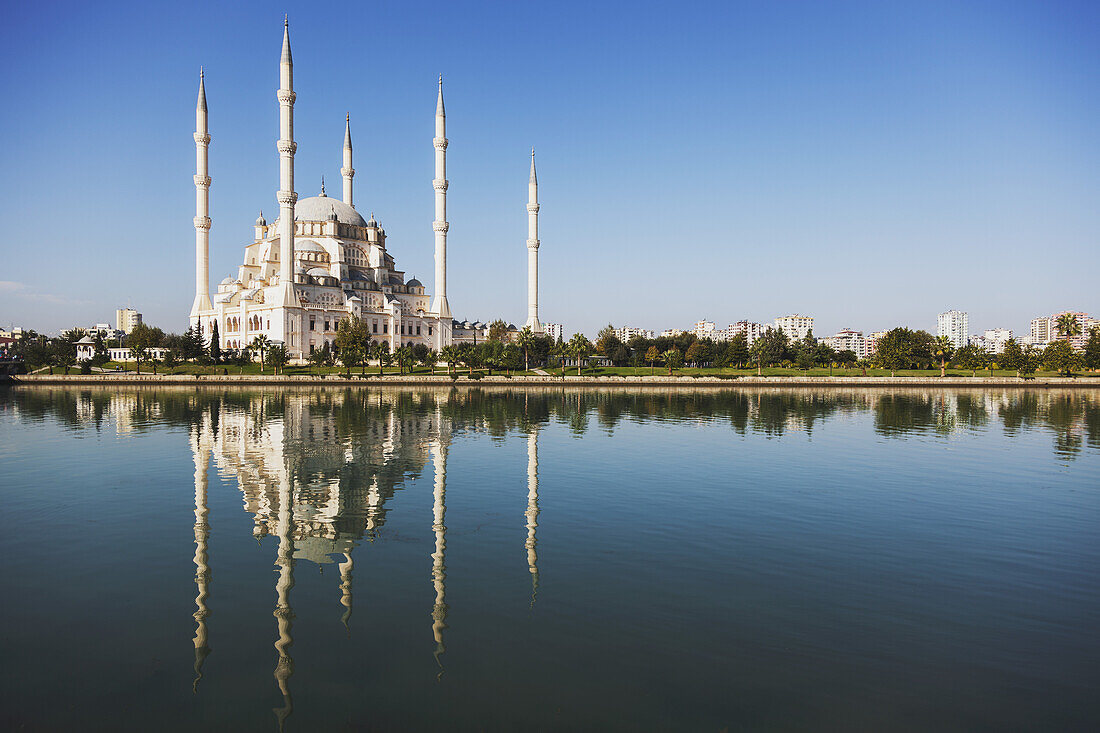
[1, 386, 1098, 732]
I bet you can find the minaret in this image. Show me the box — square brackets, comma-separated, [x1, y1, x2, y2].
[338, 551, 353, 633]
[275, 17, 298, 307]
[431, 76, 451, 320]
[430, 438, 448, 677]
[191, 69, 212, 320]
[525, 149, 542, 333]
[525, 427, 540, 607]
[341, 114, 354, 207]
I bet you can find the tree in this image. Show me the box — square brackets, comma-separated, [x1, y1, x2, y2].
[645, 346, 660, 373]
[459, 343, 481, 375]
[567, 333, 593, 376]
[750, 327, 788, 375]
[1000, 338, 1025, 378]
[932, 336, 954, 378]
[1054, 313, 1081, 344]
[487, 319, 509, 342]
[128, 322, 160, 374]
[423, 349, 440, 375]
[684, 342, 705, 367]
[250, 335, 271, 372]
[1083, 326, 1100, 370]
[723, 335, 749, 369]
[1043, 340, 1082, 376]
[182, 327, 204, 362]
[874, 328, 916, 377]
[836, 350, 857, 370]
[267, 344, 288, 375]
[596, 324, 622, 359]
[441, 345, 459, 376]
[393, 345, 414, 375]
[515, 327, 535, 372]
[52, 339, 76, 374]
[955, 343, 989, 377]
[334, 317, 365, 376]
[502, 343, 523, 375]
[308, 347, 327, 374]
[411, 343, 430, 372]
[209, 321, 221, 364]
[662, 348, 683, 375]
[610, 344, 631, 368]
[370, 340, 391, 376]
[92, 332, 109, 367]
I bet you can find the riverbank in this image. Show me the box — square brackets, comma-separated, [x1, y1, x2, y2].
[9, 373, 1100, 387]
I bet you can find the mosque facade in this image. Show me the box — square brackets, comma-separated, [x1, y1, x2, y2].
[188, 20, 521, 360]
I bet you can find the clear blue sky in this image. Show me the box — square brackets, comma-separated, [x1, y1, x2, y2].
[1, 0, 1097, 338]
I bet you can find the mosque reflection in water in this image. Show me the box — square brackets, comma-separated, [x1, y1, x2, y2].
[5, 385, 1100, 730]
[184, 389, 544, 728]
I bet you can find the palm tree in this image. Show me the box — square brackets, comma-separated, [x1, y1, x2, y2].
[370, 341, 390, 376]
[250, 335, 271, 372]
[516, 326, 535, 372]
[1055, 313, 1081, 344]
[932, 336, 954, 378]
[440, 345, 459, 376]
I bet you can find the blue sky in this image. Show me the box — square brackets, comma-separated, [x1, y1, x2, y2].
[1, 0, 1097, 337]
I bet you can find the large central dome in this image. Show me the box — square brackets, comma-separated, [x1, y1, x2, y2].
[294, 195, 368, 227]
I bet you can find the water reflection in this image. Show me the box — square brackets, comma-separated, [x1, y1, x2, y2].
[3, 385, 1099, 731]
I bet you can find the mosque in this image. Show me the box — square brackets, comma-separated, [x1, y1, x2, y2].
[188, 19, 544, 359]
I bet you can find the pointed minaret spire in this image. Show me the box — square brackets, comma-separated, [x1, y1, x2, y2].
[190, 68, 213, 321]
[320, 175, 326, 196]
[431, 75, 451, 321]
[341, 114, 355, 207]
[525, 148, 542, 333]
[275, 16, 298, 324]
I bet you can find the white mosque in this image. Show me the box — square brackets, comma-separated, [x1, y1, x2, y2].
[189, 19, 544, 359]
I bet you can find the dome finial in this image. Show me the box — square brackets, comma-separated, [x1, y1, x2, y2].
[320, 175, 326, 196]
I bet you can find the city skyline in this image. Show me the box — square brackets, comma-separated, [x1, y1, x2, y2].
[1, 1, 1098, 337]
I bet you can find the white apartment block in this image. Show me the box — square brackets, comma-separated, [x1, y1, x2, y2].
[660, 329, 685, 338]
[822, 329, 866, 359]
[1029, 316, 1051, 346]
[116, 308, 142, 334]
[544, 323, 565, 342]
[937, 310, 969, 350]
[727, 321, 765, 346]
[983, 328, 1013, 354]
[774, 314, 814, 340]
[865, 331, 888, 357]
[612, 326, 655, 342]
[692, 320, 721, 340]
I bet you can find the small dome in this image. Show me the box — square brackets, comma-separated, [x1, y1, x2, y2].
[406, 278, 423, 288]
[295, 196, 367, 227]
[296, 239, 325, 253]
[220, 276, 234, 285]
[255, 212, 266, 226]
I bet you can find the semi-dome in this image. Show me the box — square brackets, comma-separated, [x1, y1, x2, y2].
[295, 239, 325, 253]
[306, 267, 332, 278]
[295, 196, 367, 227]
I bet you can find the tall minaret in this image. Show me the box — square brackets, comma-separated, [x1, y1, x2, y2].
[275, 17, 298, 306]
[525, 149, 542, 333]
[341, 114, 354, 207]
[190, 69, 212, 320]
[431, 76, 451, 320]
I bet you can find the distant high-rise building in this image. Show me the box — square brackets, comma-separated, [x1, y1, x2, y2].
[116, 308, 142, 334]
[823, 329, 867, 359]
[692, 320, 721, 340]
[1029, 316, 1052, 346]
[543, 323, 565, 342]
[774, 314, 814, 340]
[937, 310, 969, 349]
[982, 328, 1013, 354]
[1048, 311, 1091, 350]
[865, 331, 888, 357]
[612, 326, 655, 342]
[727, 321, 765, 346]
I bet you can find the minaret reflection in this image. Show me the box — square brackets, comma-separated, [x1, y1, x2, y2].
[338, 552, 353, 634]
[190, 423, 212, 693]
[525, 427, 540, 608]
[430, 437, 448, 678]
[272, 472, 296, 731]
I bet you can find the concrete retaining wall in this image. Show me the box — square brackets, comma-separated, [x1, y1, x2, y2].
[10, 374, 1100, 388]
